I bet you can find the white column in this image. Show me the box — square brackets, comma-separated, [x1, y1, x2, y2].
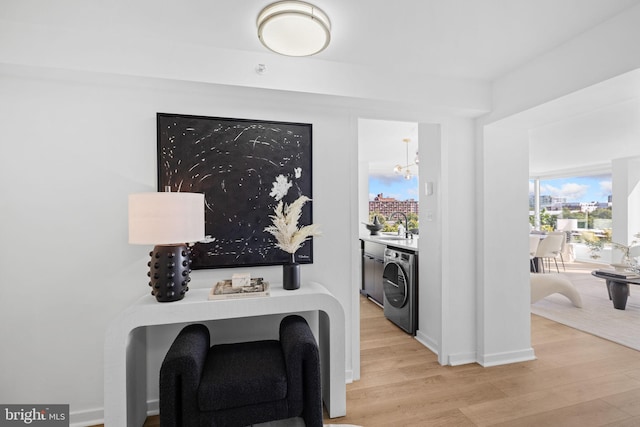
[534, 178, 541, 230]
[476, 124, 535, 366]
[612, 157, 640, 262]
[415, 118, 477, 366]
[416, 122, 443, 362]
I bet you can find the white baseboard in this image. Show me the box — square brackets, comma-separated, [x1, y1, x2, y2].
[414, 330, 439, 355]
[447, 352, 477, 366]
[344, 369, 354, 384]
[415, 331, 532, 367]
[69, 399, 160, 427]
[477, 347, 536, 367]
[69, 407, 104, 427]
[415, 331, 479, 366]
[147, 399, 159, 416]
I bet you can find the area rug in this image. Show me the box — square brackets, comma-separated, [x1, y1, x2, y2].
[531, 269, 640, 351]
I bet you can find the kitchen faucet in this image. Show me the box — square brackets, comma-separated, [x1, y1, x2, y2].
[389, 211, 412, 239]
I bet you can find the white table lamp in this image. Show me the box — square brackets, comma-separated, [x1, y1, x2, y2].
[128, 192, 205, 302]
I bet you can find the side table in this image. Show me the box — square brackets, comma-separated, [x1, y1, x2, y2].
[104, 281, 346, 426]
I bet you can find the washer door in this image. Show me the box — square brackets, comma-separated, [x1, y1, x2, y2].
[383, 262, 408, 308]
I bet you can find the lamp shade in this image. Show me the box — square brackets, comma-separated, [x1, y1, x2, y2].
[257, 1, 331, 56]
[128, 192, 205, 245]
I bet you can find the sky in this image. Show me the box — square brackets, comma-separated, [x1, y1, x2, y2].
[369, 173, 612, 202]
[369, 174, 420, 200]
[529, 174, 612, 203]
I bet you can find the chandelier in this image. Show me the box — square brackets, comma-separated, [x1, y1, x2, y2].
[393, 138, 419, 180]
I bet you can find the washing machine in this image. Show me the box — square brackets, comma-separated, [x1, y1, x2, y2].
[382, 247, 417, 335]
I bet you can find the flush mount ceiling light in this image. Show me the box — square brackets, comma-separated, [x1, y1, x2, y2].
[257, 1, 331, 57]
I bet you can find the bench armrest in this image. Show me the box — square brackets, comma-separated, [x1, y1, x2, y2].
[159, 324, 210, 427]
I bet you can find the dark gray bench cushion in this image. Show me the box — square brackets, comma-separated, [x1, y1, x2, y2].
[198, 340, 287, 411]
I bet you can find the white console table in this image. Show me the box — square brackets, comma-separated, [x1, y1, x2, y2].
[104, 281, 346, 426]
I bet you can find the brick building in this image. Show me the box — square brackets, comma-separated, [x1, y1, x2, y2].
[369, 193, 419, 218]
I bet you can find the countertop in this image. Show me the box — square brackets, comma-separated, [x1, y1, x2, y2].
[360, 232, 419, 252]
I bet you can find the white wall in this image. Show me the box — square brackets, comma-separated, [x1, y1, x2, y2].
[475, 0, 640, 366]
[6, 1, 640, 423]
[0, 64, 359, 424]
[612, 157, 640, 250]
[0, 62, 483, 425]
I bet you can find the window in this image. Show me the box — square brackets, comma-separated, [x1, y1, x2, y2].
[368, 175, 419, 232]
[529, 173, 612, 232]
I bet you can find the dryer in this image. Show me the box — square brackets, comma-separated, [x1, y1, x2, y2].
[382, 247, 417, 335]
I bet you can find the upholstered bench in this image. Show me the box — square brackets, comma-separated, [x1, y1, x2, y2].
[160, 315, 322, 427]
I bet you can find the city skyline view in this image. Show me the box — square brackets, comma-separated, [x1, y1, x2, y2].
[530, 174, 612, 203]
[369, 174, 419, 201]
[370, 173, 612, 203]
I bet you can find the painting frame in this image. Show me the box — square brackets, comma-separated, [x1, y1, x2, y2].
[156, 112, 313, 269]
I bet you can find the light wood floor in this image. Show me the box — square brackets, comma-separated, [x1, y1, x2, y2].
[130, 287, 640, 427]
[322, 295, 640, 426]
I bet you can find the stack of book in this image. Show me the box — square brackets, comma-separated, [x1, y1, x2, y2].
[208, 277, 270, 300]
[595, 269, 640, 280]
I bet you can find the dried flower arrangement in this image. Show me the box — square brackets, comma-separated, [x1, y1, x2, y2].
[264, 195, 321, 261]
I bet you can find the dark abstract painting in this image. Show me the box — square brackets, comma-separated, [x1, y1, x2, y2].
[157, 113, 313, 269]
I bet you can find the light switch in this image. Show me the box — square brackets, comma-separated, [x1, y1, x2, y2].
[425, 181, 434, 196]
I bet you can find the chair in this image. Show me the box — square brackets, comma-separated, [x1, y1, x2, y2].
[535, 233, 564, 273]
[529, 235, 541, 273]
[548, 231, 568, 271]
[159, 315, 322, 427]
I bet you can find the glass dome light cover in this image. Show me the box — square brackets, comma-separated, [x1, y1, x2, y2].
[257, 1, 331, 57]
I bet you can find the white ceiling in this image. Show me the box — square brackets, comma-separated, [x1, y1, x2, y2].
[3, 0, 640, 176]
[3, 0, 639, 82]
[498, 68, 640, 177]
[359, 119, 419, 176]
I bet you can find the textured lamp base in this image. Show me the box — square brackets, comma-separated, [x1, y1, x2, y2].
[148, 244, 192, 302]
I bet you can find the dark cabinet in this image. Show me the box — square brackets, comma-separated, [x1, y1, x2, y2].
[361, 240, 385, 305]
